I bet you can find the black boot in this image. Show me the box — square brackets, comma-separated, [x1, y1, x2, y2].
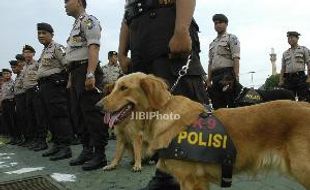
[42, 144, 60, 157]
[14, 137, 24, 145]
[139, 170, 180, 190]
[27, 140, 38, 149]
[49, 146, 72, 161]
[19, 138, 32, 147]
[82, 146, 107, 171]
[69, 146, 93, 166]
[33, 142, 48, 152]
[6, 138, 16, 145]
[16, 138, 25, 146]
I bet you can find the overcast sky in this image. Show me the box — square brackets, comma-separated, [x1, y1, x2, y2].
[1, 0, 309, 87]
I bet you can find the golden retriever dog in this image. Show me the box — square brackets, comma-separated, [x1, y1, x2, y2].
[101, 83, 147, 172]
[98, 72, 310, 190]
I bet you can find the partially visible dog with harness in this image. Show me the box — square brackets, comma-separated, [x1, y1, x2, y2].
[98, 72, 310, 190]
[208, 72, 295, 108]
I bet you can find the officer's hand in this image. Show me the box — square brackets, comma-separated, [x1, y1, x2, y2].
[306, 77, 310, 84]
[85, 78, 96, 91]
[118, 55, 131, 74]
[169, 30, 192, 58]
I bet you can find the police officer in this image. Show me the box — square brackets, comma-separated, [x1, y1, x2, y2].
[102, 51, 123, 140]
[102, 51, 123, 87]
[13, 55, 28, 146]
[0, 72, 4, 136]
[0, 68, 16, 144]
[279, 31, 310, 102]
[206, 14, 240, 109]
[9, 61, 24, 144]
[22, 45, 47, 150]
[36, 22, 74, 159]
[120, 0, 208, 189]
[64, 0, 108, 171]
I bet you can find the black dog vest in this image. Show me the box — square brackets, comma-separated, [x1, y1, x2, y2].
[159, 112, 237, 187]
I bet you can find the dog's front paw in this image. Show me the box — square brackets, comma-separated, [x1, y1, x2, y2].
[103, 164, 117, 171]
[132, 164, 142, 172]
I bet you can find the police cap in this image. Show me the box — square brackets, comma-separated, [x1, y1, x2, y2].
[37, 22, 54, 34]
[212, 14, 228, 23]
[15, 54, 25, 61]
[2, 68, 12, 73]
[287, 31, 300, 37]
[23, 45, 36, 53]
[9, 60, 18, 66]
[108, 51, 118, 58]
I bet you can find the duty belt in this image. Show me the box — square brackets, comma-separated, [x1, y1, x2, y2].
[284, 71, 305, 78]
[68, 60, 88, 72]
[212, 67, 234, 75]
[3, 98, 14, 102]
[125, 0, 176, 24]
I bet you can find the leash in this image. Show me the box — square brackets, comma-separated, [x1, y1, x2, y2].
[169, 55, 214, 113]
[233, 86, 245, 105]
[170, 55, 192, 92]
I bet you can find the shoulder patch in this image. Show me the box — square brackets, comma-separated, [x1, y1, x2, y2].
[85, 18, 94, 30]
[230, 35, 239, 46]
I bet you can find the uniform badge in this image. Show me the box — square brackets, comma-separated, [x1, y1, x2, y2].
[59, 46, 66, 54]
[85, 18, 94, 30]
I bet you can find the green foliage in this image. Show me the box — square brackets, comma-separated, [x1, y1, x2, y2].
[264, 74, 280, 90]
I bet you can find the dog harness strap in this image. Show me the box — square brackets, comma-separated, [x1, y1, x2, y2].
[221, 153, 234, 187]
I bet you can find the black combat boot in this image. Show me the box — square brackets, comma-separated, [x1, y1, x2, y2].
[81, 146, 107, 171]
[69, 146, 93, 166]
[27, 140, 38, 149]
[8, 138, 20, 145]
[49, 146, 72, 161]
[33, 141, 48, 151]
[6, 138, 14, 145]
[16, 138, 25, 146]
[14, 137, 24, 145]
[42, 144, 60, 157]
[139, 170, 180, 190]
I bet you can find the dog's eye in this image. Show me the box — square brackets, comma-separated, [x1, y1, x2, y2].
[119, 85, 128, 91]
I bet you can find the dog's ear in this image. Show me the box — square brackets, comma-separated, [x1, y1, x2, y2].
[140, 75, 171, 109]
[104, 83, 115, 96]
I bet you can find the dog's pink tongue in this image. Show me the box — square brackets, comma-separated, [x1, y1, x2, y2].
[108, 113, 121, 128]
[104, 113, 111, 124]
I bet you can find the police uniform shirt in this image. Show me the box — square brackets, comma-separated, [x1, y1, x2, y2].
[101, 62, 123, 85]
[65, 12, 102, 62]
[281, 45, 310, 73]
[14, 73, 25, 95]
[38, 41, 66, 78]
[1, 79, 14, 101]
[209, 33, 240, 71]
[23, 61, 39, 90]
